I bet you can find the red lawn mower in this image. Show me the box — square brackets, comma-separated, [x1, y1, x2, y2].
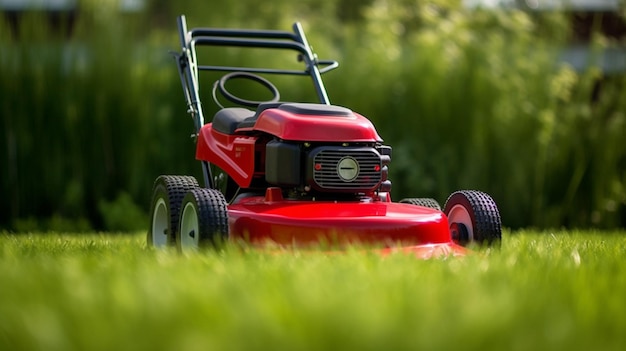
[148, 15, 502, 257]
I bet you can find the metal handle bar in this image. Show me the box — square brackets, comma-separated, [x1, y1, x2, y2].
[196, 64, 338, 75]
[191, 36, 309, 56]
[189, 27, 298, 41]
[190, 36, 339, 77]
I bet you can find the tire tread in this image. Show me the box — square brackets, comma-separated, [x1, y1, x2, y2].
[444, 190, 502, 246]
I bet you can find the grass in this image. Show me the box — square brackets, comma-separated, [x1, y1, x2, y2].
[1, 230, 625, 350]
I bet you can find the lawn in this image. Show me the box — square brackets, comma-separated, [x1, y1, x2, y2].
[1, 230, 625, 351]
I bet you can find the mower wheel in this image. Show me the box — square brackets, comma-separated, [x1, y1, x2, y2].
[148, 175, 199, 248]
[443, 190, 501, 247]
[178, 188, 229, 253]
[399, 198, 441, 211]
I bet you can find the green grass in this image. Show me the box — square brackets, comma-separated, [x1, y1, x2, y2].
[1, 230, 625, 350]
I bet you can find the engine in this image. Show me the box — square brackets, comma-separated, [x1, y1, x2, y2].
[265, 140, 392, 195]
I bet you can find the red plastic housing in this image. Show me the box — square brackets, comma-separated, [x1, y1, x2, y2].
[196, 125, 259, 188]
[245, 108, 383, 142]
[226, 189, 466, 258]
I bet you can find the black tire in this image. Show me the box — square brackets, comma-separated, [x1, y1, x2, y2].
[399, 198, 442, 211]
[443, 190, 501, 247]
[147, 175, 199, 248]
[178, 188, 229, 253]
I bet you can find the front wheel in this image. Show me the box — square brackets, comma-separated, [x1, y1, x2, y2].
[443, 190, 501, 247]
[147, 175, 199, 248]
[178, 188, 229, 253]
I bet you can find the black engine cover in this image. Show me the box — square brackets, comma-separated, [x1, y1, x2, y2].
[265, 140, 302, 187]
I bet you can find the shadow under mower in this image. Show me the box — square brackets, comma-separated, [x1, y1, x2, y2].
[148, 15, 502, 258]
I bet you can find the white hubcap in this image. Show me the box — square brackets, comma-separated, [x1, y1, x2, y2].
[179, 202, 200, 252]
[151, 198, 169, 247]
[447, 204, 474, 241]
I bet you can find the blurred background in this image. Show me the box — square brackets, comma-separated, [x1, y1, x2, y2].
[1, 0, 625, 232]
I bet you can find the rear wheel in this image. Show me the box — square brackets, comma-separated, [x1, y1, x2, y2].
[148, 175, 199, 248]
[178, 188, 229, 253]
[399, 198, 441, 211]
[443, 190, 501, 247]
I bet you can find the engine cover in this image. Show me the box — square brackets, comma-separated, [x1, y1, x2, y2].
[306, 146, 383, 193]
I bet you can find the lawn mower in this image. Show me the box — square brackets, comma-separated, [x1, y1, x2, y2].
[148, 15, 502, 257]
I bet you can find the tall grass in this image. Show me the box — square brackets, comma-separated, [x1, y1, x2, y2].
[325, 4, 626, 228]
[1, 7, 195, 231]
[1, 0, 624, 230]
[1, 231, 626, 350]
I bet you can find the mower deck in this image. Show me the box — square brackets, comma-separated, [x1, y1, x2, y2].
[228, 188, 466, 257]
